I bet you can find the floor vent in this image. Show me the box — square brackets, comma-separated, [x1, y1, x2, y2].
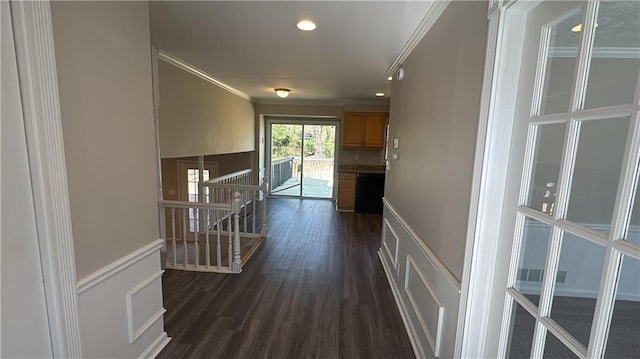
[517, 268, 567, 284]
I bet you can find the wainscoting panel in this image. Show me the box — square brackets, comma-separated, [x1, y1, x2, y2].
[379, 199, 461, 359]
[76, 239, 170, 358]
[382, 218, 400, 271]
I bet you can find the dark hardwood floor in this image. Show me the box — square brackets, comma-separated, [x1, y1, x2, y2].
[157, 198, 415, 359]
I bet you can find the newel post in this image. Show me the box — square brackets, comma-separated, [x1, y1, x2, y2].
[231, 191, 242, 273]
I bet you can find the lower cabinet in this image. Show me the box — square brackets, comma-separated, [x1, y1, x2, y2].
[337, 172, 356, 211]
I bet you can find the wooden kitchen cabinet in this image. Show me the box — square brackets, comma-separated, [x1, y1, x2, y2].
[342, 112, 387, 149]
[337, 172, 356, 211]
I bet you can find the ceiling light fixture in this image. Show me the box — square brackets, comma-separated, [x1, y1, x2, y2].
[275, 88, 291, 98]
[297, 20, 316, 31]
[375, 92, 385, 97]
[571, 22, 598, 33]
[387, 76, 393, 81]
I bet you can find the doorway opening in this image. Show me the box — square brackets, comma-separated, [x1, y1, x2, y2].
[267, 120, 338, 199]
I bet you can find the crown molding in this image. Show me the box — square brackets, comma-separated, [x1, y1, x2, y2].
[550, 46, 640, 59]
[157, 49, 252, 101]
[387, 0, 452, 76]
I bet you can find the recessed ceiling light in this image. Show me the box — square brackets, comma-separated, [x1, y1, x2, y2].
[297, 20, 316, 31]
[274, 88, 291, 98]
[375, 92, 385, 97]
[387, 76, 393, 81]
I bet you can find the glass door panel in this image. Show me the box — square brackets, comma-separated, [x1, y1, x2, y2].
[605, 256, 640, 357]
[550, 232, 606, 347]
[566, 116, 630, 235]
[505, 302, 537, 358]
[513, 217, 552, 306]
[583, 1, 640, 109]
[499, 1, 640, 357]
[270, 123, 302, 196]
[539, 8, 584, 116]
[624, 165, 640, 246]
[301, 125, 336, 198]
[526, 122, 566, 215]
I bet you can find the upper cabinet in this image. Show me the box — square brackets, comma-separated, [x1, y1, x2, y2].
[342, 112, 387, 150]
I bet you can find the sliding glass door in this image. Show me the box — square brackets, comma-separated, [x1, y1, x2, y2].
[269, 122, 336, 198]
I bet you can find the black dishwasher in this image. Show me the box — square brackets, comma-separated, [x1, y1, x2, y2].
[355, 173, 385, 214]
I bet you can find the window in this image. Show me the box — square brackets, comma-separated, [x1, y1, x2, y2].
[187, 168, 209, 232]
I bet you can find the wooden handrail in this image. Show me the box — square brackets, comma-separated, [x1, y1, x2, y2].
[206, 168, 252, 184]
[159, 199, 231, 210]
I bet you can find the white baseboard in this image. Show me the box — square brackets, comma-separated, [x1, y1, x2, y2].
[139, 332, 171, 359]
[380, 200, 462, 358]
[76, 240, 167, 358]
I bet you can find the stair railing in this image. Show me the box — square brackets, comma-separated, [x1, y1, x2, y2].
[159, 194, 243, 273]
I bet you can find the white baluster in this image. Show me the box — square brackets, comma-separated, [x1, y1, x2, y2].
[227, 215, 232, 270]
[171, 207, 177, 267]
[232, 192, 242, 273]
[205, 208, 210, 269]
[216, 211, 221, 270]
[194, 207, 199, 268]
[262, 182, 268, 237]
[182, 208, 187, 267]
[252, 190, 257, 235]
[243, 189, 248, 234]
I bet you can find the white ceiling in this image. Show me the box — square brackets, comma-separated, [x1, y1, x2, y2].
[149, 1, 435, 103]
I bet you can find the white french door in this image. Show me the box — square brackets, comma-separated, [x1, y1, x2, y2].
[497, 1, 640, 358]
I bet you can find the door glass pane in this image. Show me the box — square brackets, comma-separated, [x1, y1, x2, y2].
[540, 8, 584, 115]
[605, 256, 640, 357]
[526, 122, 566, 214]
[583, 1, 640, 109]
[187, 169, 209, 232]
[544, 331, 579, 358]
[566, 116, 630, 234]
[625, 165, 640, 245]
[506, 301, 537, 358]
[301, 125, 335, 198]
[513, 218, 551, 306]
[550, 232, 606, 347]
[271, 124, 302, 196]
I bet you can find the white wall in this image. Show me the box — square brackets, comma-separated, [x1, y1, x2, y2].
[1, 2, 53, 356]
[50, 1, 168, 357]
[157, 60, 255, 158]
[384, 1, 488, 282]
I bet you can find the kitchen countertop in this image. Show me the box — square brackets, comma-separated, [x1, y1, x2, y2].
[337, 164, 386, 174]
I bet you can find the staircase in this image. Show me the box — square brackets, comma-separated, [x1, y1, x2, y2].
[159, 169, 267, 273]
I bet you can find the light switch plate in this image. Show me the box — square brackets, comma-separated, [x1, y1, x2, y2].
[393, 137, 399, 149]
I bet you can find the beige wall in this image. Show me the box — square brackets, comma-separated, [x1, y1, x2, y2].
[51, 1, 159, 278]
[384, 1, 488, 281]
[158, 61, 255, 158]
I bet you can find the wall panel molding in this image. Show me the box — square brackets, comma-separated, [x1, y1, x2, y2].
[77, 239, 163, 294]
[380, 199, 462, 358]
[127, 270, 166, 343]
[76, 242, 169, 358]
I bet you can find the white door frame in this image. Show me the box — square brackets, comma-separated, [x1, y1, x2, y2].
[265, 117, 340, 199]
[455, 0, 542, 357]
[9, 1, 82, 357]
